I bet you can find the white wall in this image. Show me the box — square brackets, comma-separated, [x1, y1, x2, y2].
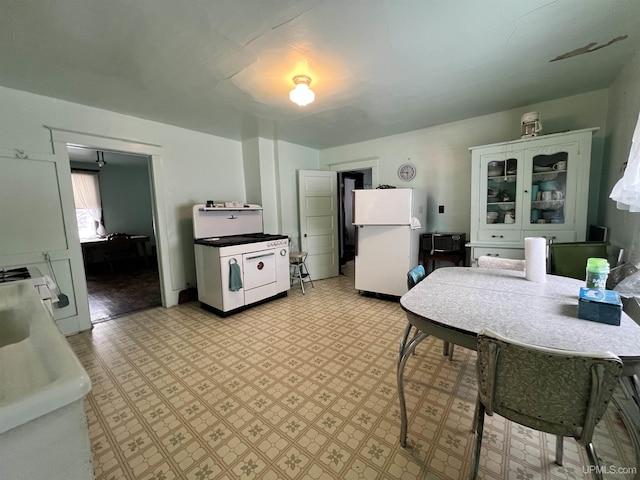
[274, 140, 320, 248]
[602, 50, 640, 255]
[98, 163, 155, 243]
[242, 138, 262, 205]
[0, 85, 245, 310]
[258, 138, 279, 234]
[320, 90, 609, 237]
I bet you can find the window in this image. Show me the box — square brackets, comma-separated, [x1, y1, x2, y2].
[76, 208, 101, 240]
[71, 170, 106, 239]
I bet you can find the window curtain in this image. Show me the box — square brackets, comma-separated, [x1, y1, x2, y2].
[610, 111, 640, 212]
[71, 171, 106, 236]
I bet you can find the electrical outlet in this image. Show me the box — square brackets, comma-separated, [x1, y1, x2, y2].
[439, 205, 445, 214]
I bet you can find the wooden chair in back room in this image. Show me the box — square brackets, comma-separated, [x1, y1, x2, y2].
[102, 233, 134, 273]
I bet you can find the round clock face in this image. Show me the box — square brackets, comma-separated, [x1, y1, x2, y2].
[398, 163, 416, 181]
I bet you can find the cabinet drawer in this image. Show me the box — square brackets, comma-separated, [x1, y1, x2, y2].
[477, 230, 522, 242]
[522, 230, 575, 243]
[472, 247, 524, 266]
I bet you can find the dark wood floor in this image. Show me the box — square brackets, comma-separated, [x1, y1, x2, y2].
[85, 259, 161, 323]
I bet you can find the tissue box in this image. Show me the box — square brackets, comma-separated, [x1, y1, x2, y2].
[578, 288, 622, 326]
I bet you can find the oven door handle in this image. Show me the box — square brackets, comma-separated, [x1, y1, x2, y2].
[246, 252, 275, 261]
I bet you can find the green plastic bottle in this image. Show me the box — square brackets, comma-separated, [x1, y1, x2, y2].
[585, 258, 609, 289]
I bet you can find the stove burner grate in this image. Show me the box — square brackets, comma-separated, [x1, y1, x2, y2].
[0, 267, 31, 283]
[195, 233, 288, 248]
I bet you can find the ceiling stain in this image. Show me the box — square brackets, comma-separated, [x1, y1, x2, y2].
[550, 35, 628, 62]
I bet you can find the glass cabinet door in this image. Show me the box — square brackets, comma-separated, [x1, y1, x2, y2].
[480, 153, 522, 229]
[525, 143, 577, 229]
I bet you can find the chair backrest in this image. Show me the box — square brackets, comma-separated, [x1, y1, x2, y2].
[107, 232, 131, 240]
[407, 265, 426, 290]
[476, 329, 622, 444]
[623, 296, 640, 326]
[104, 234, 132, 254]
[477, 256, 525, 271]
[549, 242, 608, 280]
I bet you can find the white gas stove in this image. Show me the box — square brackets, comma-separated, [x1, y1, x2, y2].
[0, 266, 58, 315]
[193, 204, 290, 316]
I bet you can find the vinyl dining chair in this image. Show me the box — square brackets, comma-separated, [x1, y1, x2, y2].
[469, 329, 623, 480]
[401, 265, 454, 360]
[549, 241, 608, 280]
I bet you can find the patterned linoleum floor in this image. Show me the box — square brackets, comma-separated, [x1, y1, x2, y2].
[68, 264, 637, 479]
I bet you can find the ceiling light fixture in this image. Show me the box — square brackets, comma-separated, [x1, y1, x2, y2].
[289, 75, 315, 107]
[95, 151, 107, 168]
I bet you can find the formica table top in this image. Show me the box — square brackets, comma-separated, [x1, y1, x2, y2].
[400, 267, 640, 363]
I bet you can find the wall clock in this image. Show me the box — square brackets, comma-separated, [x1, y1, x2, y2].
[398, 163, 416, 181]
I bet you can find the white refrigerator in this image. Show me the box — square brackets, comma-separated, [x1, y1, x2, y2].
[353, 188, 425, 296]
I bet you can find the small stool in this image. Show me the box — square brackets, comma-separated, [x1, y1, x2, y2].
[289, 251, 314, 294]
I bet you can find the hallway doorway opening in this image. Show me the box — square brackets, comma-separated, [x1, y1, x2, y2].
[68, 146, 161, 323]
[337, 169, 370, 272]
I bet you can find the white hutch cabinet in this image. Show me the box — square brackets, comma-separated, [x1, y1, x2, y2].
[467, 128, 598, 266]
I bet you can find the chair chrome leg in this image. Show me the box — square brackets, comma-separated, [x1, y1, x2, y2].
[442, 341, 455, 361]
[613, 376, 640, 479]
[301, 262, 314, 288]
[397, 330, 429, 447]
[471, 400, 478, 433]
[290, 264, 303, 293]
[410, 329, 420, 355]
[631, 373, 640, 408]
[298, 266, 305, 294]
[585, 442, 604, 480]
[555, 436, 563, 466]
[398, 323, 412, 366]
[469, 400, 485, 480]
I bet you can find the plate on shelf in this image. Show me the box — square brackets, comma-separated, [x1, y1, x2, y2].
[532, 200, 564, 210]
[498, 202, 515, 211]
[532, 172, 558, 182]
[533, 165, 553, 173]
[490, 175, 516, 184]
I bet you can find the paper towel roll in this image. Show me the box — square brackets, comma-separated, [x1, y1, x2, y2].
[525, 237, 547, 283]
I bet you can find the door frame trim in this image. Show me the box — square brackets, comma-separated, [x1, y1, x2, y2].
[328, 158, 379, 187]
[46, 127, 169, 313]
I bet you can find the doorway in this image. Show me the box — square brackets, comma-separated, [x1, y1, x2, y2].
[68, 146, 162, 323]
[337, 170, 369, 273]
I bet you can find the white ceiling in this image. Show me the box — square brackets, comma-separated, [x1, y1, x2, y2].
[2, 1, 640, 150]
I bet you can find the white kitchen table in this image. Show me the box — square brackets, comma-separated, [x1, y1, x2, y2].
[398, 267, 640, 468]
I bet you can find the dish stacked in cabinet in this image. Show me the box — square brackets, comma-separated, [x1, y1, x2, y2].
[467, 128, 598, 266]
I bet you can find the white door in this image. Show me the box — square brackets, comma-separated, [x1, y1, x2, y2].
[297, 170, 339, 280]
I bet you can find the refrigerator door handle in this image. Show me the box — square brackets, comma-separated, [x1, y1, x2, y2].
[351, 190, 356, 224]
[354, 226, 359, 256]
